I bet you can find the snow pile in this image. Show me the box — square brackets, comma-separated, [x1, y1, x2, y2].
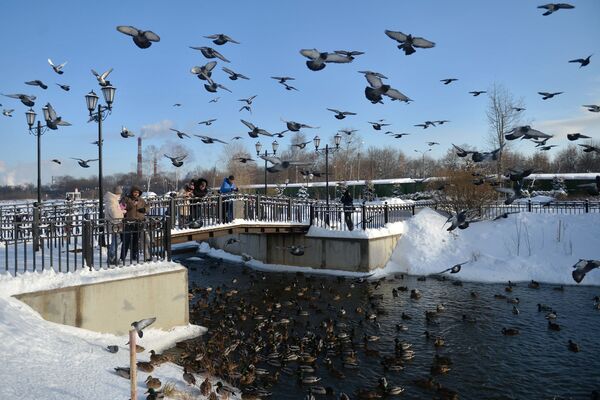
[383, 208, 600, 285]
[0, 261, 229, 399]
[306, 221, 405, 239]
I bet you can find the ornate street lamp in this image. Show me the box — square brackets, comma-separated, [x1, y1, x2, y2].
[314, 134, 342, 225]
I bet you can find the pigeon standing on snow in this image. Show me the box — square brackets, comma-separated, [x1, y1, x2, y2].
[571, 259, 600, 283]
[116, 26, 160, 48]
[48, 59, 67, 74]
[131, 317, 156, 338]
[204, 33, 240, 45]
[384, 30, 435, 55]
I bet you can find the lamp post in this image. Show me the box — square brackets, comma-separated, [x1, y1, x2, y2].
[85, 86, 116, 241]
[25, 107, 54, 204]
[414, 149, 431, 178]
[255, 140, 279, 195]
[314, 133, 342, 225]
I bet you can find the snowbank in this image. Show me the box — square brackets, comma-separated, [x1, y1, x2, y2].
[306, 221, 405, 239]
[381, 208, 600, 285]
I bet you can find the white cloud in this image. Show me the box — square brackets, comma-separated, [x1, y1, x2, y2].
[140, 119, 175, 139]
[534, 111, 600, 140]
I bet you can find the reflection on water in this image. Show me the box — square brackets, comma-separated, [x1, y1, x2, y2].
[177, 255, 600, 399]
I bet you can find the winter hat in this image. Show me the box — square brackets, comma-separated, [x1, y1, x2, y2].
[113, 185, 123, 195]
[130, 185, 142, 195]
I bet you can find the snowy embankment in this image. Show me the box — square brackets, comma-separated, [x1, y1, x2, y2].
[383, 208, 600, 285]
[0, 262, 233, 399]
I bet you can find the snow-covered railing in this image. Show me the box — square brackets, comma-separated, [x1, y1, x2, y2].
[479, 200, 600, 220]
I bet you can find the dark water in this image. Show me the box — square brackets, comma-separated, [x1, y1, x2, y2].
[177, 254, 600, 400]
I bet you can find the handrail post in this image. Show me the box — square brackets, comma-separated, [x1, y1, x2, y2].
[585, 199, 589, 213]
[163, 217, 172, 261]
[217, 195, 224, 223]
[362, 201, 367, 230]
[411, 204, 416, 216]
[82, 214, 93, 270]
[309, 203, 315, 226]
[169, 196, 176, 228]
[384, 202, 389, 224]
[287, 197, 293, 222]
[256, 194, 262, 221]
[528, 199, 532, 212]
[32, 202, 40, 253]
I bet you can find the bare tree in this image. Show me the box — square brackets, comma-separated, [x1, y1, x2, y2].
[486, 83, 524, 176]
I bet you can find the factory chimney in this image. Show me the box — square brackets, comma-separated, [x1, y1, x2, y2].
[137, 137, 143, 180]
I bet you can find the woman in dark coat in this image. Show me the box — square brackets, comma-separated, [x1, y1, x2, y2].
[340, 189, 354, 231]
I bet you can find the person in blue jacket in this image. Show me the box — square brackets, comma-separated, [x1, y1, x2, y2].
[219, 175, 238, 222]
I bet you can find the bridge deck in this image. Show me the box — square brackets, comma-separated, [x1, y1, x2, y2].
[170, 222, 310, 244]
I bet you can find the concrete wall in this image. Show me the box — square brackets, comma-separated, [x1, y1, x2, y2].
[209, 232, 401, 273]
[15, 268, 189, 336]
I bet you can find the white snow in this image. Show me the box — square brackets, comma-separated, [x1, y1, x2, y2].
[306, 221, 405, 239]
[380, 208, 600, 285]
[0, 261, 240, 399]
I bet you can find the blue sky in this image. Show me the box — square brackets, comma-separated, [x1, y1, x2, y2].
[0, 0, 598, 185]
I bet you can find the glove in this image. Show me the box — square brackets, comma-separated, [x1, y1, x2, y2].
[137, 207, 146, 213]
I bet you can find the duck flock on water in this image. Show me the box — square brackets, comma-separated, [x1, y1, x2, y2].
[107, 257, 600, 400]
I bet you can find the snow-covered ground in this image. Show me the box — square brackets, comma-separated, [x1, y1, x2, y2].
[383, 208, 600, 285]
[0, 262, 238, 399]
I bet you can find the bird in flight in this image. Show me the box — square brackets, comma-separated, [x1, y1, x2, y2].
[72, 158, 98, 168]
[569, 55, 592, 68]
[538, 3, 574, 16]
[222, 67, 249, 80]
[169, 128, 190, 139]
[440, 78, 458, 85]
[538, 91, 563, 100]
[327, 108, 356, 120]
[198, 119, 217, 126]
[164, 154, 187, 167]
[359, 70, 411, 104]
[91, 68, 113, 87]
[190, 46, 230, 63]
[116, 26, 160, 48]
[582, 104, 600, 112]
[299, 48, 353, 71]
[194, 135, 228, 144]
[48, 59, 67, 74]
[25, 80, 48, 90]
[56, 84, 70, 91]
[385, 30, 435, 55]
[2, 93, 36, 107]
[204, 33, 240, 46]
[120, 127, 135, 138]
[469, 91, 486, 96]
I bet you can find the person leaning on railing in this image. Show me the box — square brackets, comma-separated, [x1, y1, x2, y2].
[104, 185, 126, 265]
[120, 185, 147, 263]
[191, 178, 209, 223]
[219, 175, 238, 223]
[178, 182, 194, 228]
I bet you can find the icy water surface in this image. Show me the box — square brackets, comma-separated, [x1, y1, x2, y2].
[177, 255, 600, 400]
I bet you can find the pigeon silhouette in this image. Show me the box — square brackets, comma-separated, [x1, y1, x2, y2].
[204, 33, 239, 45]
[2, 93, 36, 107]
[368, 120, 390, 130]
[51, 159, 61, 165]
[44, 103, 71, 130]
[222, 67, 249, 80]
[56, 83, 70, 91]
[191, 46, 230, 63]
[582, 104, 600, 112]
[299, 48, 352, 71]
[567, 133, 590, 141]
[385, 30, 435, 55]
[194, 135, 228, 144]
[25, 80, 48, 90]
[116, 26, 160, 48]
[169, 128, 190, 139]
[568, 55, 592, 68]
[48, 59, 67, 74]
[71, 158, 98, 168]
[359, 70, 411, 104]
[571, 259, 600, 283]
[327, 108, 356, 120]
[469, 91, 486, 96]
[241, 120, 272, 138]
[440, 78, 458, 85]
[283, 120, 316, 132]
[538, 3, 574, 16]
[538, 91, 563, 100]
[164, 154, 187, 167]
[271, 76, 295, 84]
[190, 61, 218, 80]
[198, 119, 217, 126]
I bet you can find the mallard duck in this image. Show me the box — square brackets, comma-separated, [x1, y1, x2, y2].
[431, 364, 451, 374]
[145, 375, 161, 390]
[502, 327, 520, 336]
[545, 311, 557, 320]
[568, 340, 580, 352]
[145, 388, 165, 400]
[137, 361, 154, 373]
[548, 321, 561, 331]
[528, 280, 540, 289]
[149, 350, 169, 365]
[183, 367, 196, 385]
[512, 306, 520, 315]
[507, 297, 520, 304]
[410, 289, 422, 300]
[538, 303, 552, 312]
[200, 377, 212, 396]
[114, 367, 130, 379]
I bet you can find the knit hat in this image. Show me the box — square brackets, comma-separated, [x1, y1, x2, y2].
[113, 185, 123, 195]
[130, 185, 142, 195]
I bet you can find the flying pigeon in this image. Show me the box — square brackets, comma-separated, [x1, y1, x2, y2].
[120, 127, 135, 138]
[505, 126, 552, 141]
[427, 142, 440, 146]
[538, 145, 557, 151]
[292, 141, 312, 149]
[359, 70, 411, 103]
[495, 180, 524, 205]
[333, 50, 364, 60]
[339, 129, 357, 136]
[71, 158, 98, 168]
[571, 259, 600, 283]
[299, 48, 352, 71]
[203, 76, 232, 93]
[327, 108, 356, 120]
[384, 30, 435, 55]
[569, 55, 592, 68]
[56, 83, 70, 91]
[239, 105, 252, 113]
[369, 120, 391, 130]
[204, 33, 239, 45]
[198, 119, 217, 126]
[471, 145, 504, 163]
[222, 67, 249, 80]
[238, 95, 257, 105]
[51, 159, 61, 165]
[2, 109, 14, 117]
[567, 133, 591, 141]
[131, 317, 156, 338]
[444, 210, 470, 231]
[538, 3, 574, 16]
[231, 136, 243, 140]
[241, 120, 272, 138]
[440, 78, 458, 85]
[582, 104, 600, 113]
[577, 176, 600, 195]
[469, 91, 486, 96]
[434, 120, 450, 125]
[91, 68, 113, 86]
[2, 93, 36, 107]
[437, 261, 468, 274]
[538, 91, 563, 100]
[236, 157, 255, 163]
[25, 80, 48, 90]
[173, 103, 182, 107]
[190, 61, 218, 80]
[283, 120, 316, 132]
[164, 154, 187, 167]
[281, 82, 298, 91]
[512, 107, 526, 112]
[169, 128, 190, 139]
[391, 133, 410, 138]
[116, 26, 160, 48]
[271, 76, 295, 84]
[452, 144, 474, 158]
[273, 129, 288, 138]
[190, 46, 230, 63]
[209, 97, 220, 103]
[44, 103, 71, 130]
[194, 135, 228, 144]
[48, 59, 67, 74]
[579, 144, 600, 153]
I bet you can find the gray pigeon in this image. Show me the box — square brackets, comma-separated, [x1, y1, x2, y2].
[368, 120, 390, 130]
[283, 120, 316, 132]
[116, 26, 160, 48]
[222, 67, 249, 80]
[48, 59, 67, 74]
[170, 128, 190, 139]
[164, 154, 187, 167]
[582, 104, 600, 113]
[469, 91, 486, 96]
[359, 71, 411, 103]
[120, 127, 135, 138]
[131, 317, 156, 338]
[538, 3, 574, 16]
[440, 78, 458, 85]
[203, 76, 232, 93]
[198, 119, 217, 126]
[56, 83, 70, 91]
[384, 30, 435, 55]
[241, 120, 272, 138]
[91, 68, 113, 87]
[71, 158, 98, 168]
[569, 55, 592, 68]
[452, 144, 474, 158]
[114, 367, 130, 379]
[106, 345, 119, 353]
[271, 76, 295, 84]
[204, 33, 240, 45]
[571, 259, 600, 283]
[444, 210, 470, 231]
[190, 61, 218, 80]
[190, 46, 230, 63]
[437, 261, 468, 274]
[538, 91, 563, 100]
[299, 48, 352, 71]
[2, 93, 36, 107]
[2, 109, 14, 117]
[327, 108, 356, 120]
[579, 144, 600, 153]
[25, 80, 48, 89]
[194, 135, 228, 144]
[505, 126, 552, 141]
[44, 103, 71, 130]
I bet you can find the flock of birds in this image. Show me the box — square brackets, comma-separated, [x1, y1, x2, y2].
[105, 259, 600, 400]
[1, 3, 597, 177]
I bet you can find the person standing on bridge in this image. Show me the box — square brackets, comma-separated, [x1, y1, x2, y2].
[219, 175, 238, 223]
[341, 189, 355, 231]
[120, 185, 147, 263]
[104, 185, 125, 265]
[191, 178, 209, 223]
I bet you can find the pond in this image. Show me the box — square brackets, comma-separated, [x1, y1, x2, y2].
[176, 254, 600, 400]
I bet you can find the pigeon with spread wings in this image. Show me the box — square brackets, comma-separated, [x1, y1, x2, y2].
[116, 26, 160, 48]
[385, 30, 435, 55]
[299, 48, 352, 71]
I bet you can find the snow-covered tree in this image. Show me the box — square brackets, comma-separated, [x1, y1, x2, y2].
[552, 176, 566, 192]
[297, 184, 310, 199]
[392, 182, 403, 197]
[362, 180, 376, 201]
